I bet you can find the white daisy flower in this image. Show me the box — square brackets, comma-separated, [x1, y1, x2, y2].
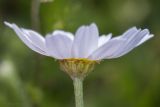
[4, 22, 153, 78]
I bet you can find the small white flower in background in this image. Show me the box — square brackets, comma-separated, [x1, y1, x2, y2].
[4, 22, 153, 78]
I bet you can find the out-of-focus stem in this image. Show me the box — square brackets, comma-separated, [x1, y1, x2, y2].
[31, 0, 42, 85]
[31, 0, 40, 31]
[73, 77, 84, 107]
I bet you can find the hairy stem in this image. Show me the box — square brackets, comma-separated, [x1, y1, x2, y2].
[73, 78, 84, 107]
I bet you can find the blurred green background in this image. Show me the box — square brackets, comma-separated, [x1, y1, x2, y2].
[0, 0, 159, 107]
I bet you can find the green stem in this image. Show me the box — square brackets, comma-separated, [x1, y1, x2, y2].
[73, 78, 84, 107]
[31, 0, 41, 31]
[31, 0, 44, 87]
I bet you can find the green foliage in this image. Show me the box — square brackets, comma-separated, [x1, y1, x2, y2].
[0, 0, 160, 107]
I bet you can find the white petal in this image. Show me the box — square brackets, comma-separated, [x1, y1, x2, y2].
[136, 34, 154, 46]
[52, 30, 74, 40]
[98, 34, 112, 47]
[88, 39, 125, 60]
[45, 33, 73, 59]
[112, 27, 139, 40]
[107, 29, 150, 59]
[72, 23, 99, 58]
[121, 27, 138, 39]
[21, 28, 46, 51]
[4, 22, 47, 55]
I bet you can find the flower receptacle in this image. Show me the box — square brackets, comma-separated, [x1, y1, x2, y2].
[59, 58, 98, 79]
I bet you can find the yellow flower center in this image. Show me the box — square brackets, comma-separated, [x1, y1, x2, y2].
[59, 58, 99, 79]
